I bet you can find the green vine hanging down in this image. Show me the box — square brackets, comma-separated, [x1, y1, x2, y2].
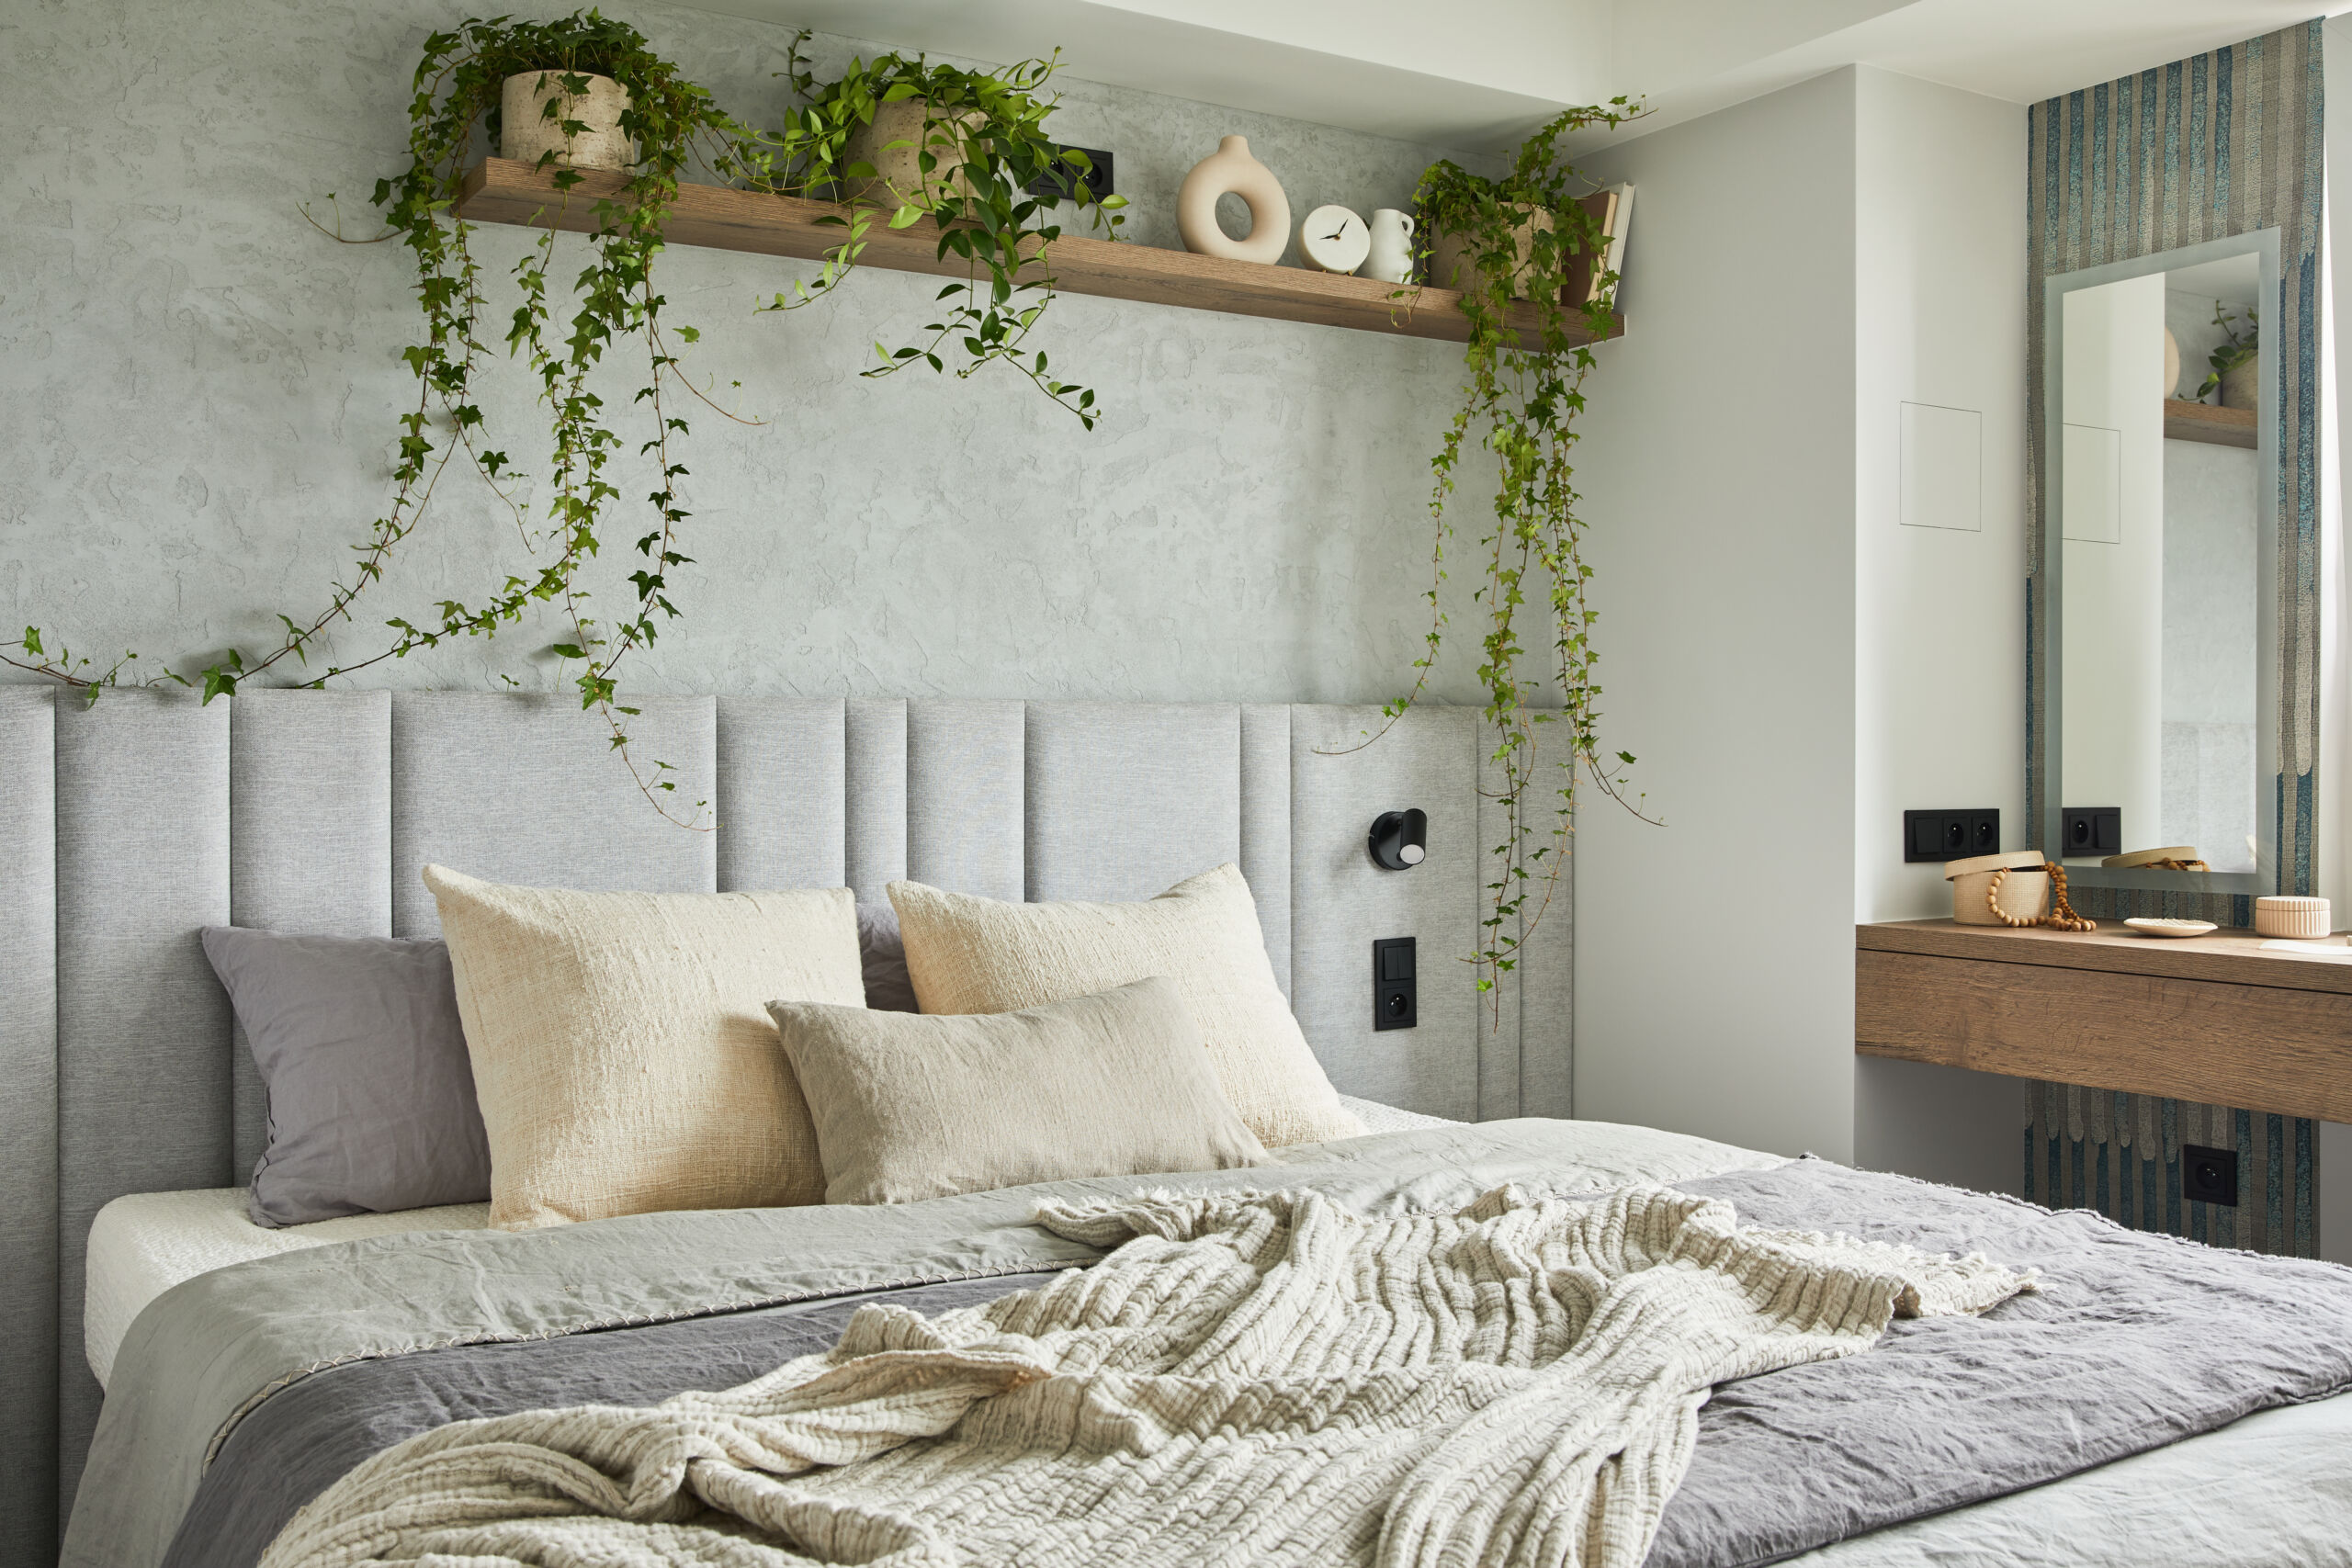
[1359, 101, 1657, 1012]
[6, 10, 1118, 821]
[762, 35, 1123, 422]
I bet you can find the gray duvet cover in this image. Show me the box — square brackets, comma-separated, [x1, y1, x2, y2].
[74, 1123, 2352, 1568]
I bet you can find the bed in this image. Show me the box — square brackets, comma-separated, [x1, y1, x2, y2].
[7, 687, 2350, 1568]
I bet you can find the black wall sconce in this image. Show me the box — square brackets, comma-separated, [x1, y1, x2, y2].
[1368, 809, 1427, 870]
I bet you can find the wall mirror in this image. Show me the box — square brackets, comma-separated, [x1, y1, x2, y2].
[2042, 229, 2278, 894]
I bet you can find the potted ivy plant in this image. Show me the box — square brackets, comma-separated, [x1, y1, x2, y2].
[1352, 100, 1656, 1011]
[2198, 301, 2259, 409]
[759, 37, 1125, 423]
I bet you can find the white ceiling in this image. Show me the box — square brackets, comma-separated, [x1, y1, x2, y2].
[682, 0, 2352, 154]
[2166, 252, 2262, 307]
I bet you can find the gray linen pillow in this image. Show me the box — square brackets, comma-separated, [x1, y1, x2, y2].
[856, 902, 920, 1013]
[766, 975, 1267, 1204]
[201, 928, 492, 1228]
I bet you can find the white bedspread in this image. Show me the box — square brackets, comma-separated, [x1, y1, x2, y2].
[85, 1191, 492, 1388]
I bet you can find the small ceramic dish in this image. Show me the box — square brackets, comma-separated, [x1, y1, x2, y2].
[2122, 917, 2218, 940]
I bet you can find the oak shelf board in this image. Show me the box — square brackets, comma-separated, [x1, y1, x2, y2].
[2163, 397, 2256, 448]
[454, 158, 1625, 348]
[1854, 945, 2352, 1122]
[1858, 918, 2352, 995]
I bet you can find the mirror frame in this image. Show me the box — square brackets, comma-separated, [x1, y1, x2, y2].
[2039, 226, 2281, 897]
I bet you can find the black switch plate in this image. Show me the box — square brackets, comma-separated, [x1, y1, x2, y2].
[1902, 808, 2000, 863]
[1373, 937, 1416, 1031]
[1026, 143, 1114, 203]
[2182, 1143, 2239, 1207]
[2059, 806, 2123, 858]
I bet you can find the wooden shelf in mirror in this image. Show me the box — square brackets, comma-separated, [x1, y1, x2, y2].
[2164, 397, 2256, 448]
[453, 159, 1623, 347]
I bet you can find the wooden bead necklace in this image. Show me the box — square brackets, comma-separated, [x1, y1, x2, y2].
[1987, 863, 2095, 932]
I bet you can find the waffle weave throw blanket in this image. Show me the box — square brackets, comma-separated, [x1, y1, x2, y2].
[261, 1182, 2032, 1568]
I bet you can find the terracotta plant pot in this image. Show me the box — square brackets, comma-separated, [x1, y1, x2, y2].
[500, 70, 633, 170]
[2220, 355, 2261, 412]
[1427, 202, 1555, 299]
[841, 98, 983, 211]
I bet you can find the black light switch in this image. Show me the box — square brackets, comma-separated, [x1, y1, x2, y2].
[1373, 937, 1416, 1031]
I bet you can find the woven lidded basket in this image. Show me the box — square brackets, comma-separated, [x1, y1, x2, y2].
[1946, 850, 2048, 926]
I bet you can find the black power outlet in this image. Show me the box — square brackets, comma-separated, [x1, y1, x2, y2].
[1903, 808, 2000, 863]
[2182, 1143, 2240, 1207]
[1026, 144, 1114, 204]
[1373, 937, 1416, 1031]
[2060, 807, 2123, 858]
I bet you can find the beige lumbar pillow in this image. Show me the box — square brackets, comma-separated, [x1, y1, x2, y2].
[888, 863, 1365, 1147]
[424, 865, 865, 1230]
[768, 976, 1267, 1205]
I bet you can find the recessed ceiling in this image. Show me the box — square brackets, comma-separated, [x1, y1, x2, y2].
[672, 0, 2352, 154]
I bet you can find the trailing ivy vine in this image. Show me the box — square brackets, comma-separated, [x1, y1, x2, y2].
[8, 10, 1116, 819]
[1358, 101, 1657, 1012]
[762, 36, 1122, 423]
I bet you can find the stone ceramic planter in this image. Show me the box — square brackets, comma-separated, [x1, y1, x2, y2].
[1428, 202, 1554, 299]
[500, 69, 632, 170]
[2220, 355, 2262, 412]
[841, 98, 982, 211]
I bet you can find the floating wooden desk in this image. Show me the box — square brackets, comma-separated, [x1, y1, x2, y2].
[1856, 919, 2352, 1122]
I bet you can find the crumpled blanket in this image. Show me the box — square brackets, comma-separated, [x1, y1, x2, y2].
[261, 1182, 2032, 1568]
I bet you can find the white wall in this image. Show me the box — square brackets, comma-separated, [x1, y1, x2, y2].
[1571, 69, 1860, 1160]
[1847, 67, 2032, 1193]
[1570, 63, 2029, 1176]
[2322, 12, 2352, 1267]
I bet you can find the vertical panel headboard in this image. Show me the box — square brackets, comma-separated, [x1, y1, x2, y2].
[0, 686, 1573, 1557]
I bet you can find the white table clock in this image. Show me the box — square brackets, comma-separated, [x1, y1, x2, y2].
[1298, 205, 1371, 275]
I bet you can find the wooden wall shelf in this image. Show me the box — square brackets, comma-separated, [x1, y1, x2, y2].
[1856, 919, 2352, 1122]
[454, 158, 1623, 348]
[2164, 398, 2256, 448]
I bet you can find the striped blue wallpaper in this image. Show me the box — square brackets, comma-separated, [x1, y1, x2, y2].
[2024, 23, 2324, 1258]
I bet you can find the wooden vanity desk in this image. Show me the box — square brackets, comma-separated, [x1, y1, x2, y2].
[1857, 920, 2352, 1122]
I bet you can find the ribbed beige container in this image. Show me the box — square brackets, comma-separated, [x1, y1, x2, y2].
[2254, 895, 2330, 939]
[500, 70, 632, 170]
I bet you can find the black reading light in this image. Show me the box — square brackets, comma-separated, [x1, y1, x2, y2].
[1368, 809, 1427, 871]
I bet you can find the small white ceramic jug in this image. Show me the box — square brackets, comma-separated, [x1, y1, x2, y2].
[1364, 209, 1416, 283]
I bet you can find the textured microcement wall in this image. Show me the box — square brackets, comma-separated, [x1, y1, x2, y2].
[0, 0, 1505, 707]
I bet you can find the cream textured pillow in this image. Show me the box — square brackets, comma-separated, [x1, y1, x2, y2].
[768, 976, 1268, 1204]
[424, 865, 865, 1230]
[888, 863, 1365, 1146]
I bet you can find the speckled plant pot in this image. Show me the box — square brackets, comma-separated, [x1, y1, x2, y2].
[1428, 203, 1552, 299]
[841, 98, 982, 211]
[2220, 355, 2261, 412]
[500, 70, 633, 170]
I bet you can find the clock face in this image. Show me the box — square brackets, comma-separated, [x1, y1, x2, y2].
[1299, 204, 1371, 275]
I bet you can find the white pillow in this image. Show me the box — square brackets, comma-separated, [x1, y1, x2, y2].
[424, 865, 864, 1229]
[768, 976, 1268, 1205]
[888, 863, 1365, 1147]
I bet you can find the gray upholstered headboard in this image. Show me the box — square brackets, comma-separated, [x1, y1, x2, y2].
[0, 686, 1571, 1553]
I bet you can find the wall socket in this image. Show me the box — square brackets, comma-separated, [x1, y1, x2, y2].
[1902, 807, 2000, 863]
[2182, 1143, 2240, 1207]
[1373, 937, 1416, 1031]
[2059, 806, 2123, 859]
[1026, 143, 1115, 203]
